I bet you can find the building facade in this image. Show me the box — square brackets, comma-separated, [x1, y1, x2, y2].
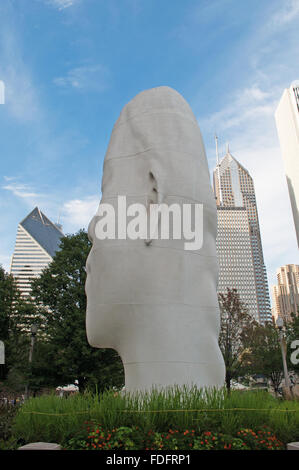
[216, 206, 259, 318]
[213, 149, 271, 323]
[10, 207, 63, 297]
[275, 82, 299, 248]
[272, 264, 299, 323]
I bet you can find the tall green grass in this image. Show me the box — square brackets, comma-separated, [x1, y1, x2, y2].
[12, 387, 299, 445]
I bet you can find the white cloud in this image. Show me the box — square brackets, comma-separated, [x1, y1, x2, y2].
[0, 14, 41, 122]
[201, 85, 277, 134]
[62, 195, 100, 230]
[270, 0, 299, 27]
[3, 182, 41, 200]
[53, 65, 110, 92]
[46, 0, 79, 10]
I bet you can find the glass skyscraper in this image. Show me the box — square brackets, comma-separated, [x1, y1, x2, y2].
[10, 207, 63, 297]
[213, 149, 271, 323]
[275, 82, 299, 248]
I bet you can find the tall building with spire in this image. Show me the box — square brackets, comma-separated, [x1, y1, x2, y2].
[275, 82, 299, 248]
[10, 207, 63, 297]
[213, 144, 271, 323]
[272, 264, 299, 323]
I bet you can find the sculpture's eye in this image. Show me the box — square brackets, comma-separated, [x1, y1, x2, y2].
[149, 171, 158, 204]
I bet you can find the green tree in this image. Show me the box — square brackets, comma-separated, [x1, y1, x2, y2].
[31, 230, 124, 393]
[243, 322, 284, 395]
[218, 288, 257, 392]
[0, 265, 29, 382]
[0, 266, 15, 341]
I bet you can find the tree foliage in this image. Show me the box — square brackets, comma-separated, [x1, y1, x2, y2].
[218, 288, 257, 391]
[0, 265, 30, 383]
[30, 230, 124, 393]
[242, 322, 284, 395]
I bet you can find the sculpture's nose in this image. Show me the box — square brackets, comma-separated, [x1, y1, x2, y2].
[87, 215, 97, 243]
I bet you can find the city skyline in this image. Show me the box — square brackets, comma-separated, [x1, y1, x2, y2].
[0, 0, 298, 291]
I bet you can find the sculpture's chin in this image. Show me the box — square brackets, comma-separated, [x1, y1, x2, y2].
[85, 303, 115, 349]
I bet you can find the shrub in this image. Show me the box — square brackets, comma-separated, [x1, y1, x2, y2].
[144, 429, 195, 450]
[63, 424, 284, 450]
[193, 431, 249, 450]
[65, 423, 143, 450]
[237, 427, 284, 450]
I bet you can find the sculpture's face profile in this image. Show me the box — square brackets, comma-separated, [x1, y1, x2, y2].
[85, 86, 225, 391]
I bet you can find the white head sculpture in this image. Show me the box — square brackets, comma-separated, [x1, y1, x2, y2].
[86, 86, 225, 392]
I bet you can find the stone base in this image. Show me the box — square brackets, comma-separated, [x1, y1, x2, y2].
[18, 442, 61, 450]
[287, 442, 299, 450]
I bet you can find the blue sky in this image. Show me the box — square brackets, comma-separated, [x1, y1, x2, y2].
[0, 0, 298, 292]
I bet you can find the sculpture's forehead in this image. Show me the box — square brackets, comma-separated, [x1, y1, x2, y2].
[100, 86, 212, 204]
[115, 86, 197, 127]
[105, 87, 200, 161]
[105, 111, 203, 162]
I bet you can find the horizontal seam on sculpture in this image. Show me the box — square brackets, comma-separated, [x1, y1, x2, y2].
[104, 146, 204, 163]
[88, 302, 219, 308]
[90, 245, 218, 257]
[100, 193, 214, 205]
[113, 110, 198, 129]
[104, 147, 152, 161]
[123, 361, 222, 365]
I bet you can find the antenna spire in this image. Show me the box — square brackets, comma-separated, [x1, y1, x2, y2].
[215, 133, 223, 206]
[215, 134, 220, 165]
